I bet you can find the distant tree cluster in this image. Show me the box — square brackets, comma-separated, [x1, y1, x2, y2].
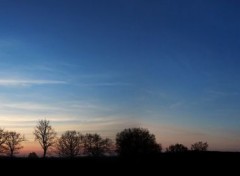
[83, 133, 113, 156]
[165, 142, 208, 153]
[55, 130, 113, 158]
[166, 143, 188, 152]
[0, 119, 209, 158]
[34, 120, 113, 158]
[191, 141, 208, 151]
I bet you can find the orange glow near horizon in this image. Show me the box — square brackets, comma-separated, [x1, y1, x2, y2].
[20, 142, 42, 156]
[3, 120, 239, 156]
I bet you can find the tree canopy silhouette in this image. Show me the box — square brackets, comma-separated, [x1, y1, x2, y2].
[191, 141, 208, 151]
[34, 119, 57, 158]
[166, 143, 188, 152]
[56, 130, 83, 158]
[116, 128, 161, 156]
[0, 128, 6, 154]
[3, 131, 25, 157]
[83, 133, 113, 156]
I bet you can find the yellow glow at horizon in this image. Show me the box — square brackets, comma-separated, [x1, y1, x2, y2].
[1, 115, 240, 155]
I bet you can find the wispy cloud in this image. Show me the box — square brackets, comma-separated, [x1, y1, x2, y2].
[202, 89, 240, 102]
[0, 101, 111, 112]
[0, 100, 115, 120]
[0, 103, 60, 111]
[77, 82, 131, 87]
[0, 79, 67, 86]
[207, 90, 240, 96]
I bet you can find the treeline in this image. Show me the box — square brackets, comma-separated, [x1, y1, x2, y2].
[0, 119, 208, 158]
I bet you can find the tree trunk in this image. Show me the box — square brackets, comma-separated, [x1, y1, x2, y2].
[10, 150, 13, 157]
[43, 149, 47, 158]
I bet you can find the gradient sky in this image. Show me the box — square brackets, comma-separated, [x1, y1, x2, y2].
[0, 0, 240, 154]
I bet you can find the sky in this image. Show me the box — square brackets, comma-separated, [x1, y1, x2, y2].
[0, 0, 240, 155]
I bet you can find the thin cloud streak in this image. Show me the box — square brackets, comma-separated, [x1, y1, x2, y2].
[0, 79, 67, 86]
[77, 82, 132, 87]
[0, 101, 112, 112]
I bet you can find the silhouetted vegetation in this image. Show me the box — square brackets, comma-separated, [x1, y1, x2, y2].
[116, 128, 162, 157]
[56, 130, 83, 158]
[166, 143, 188, 152]
[83, 133, 113, 156]
[0, 152, 239, 174]
[34, 120, 57, 158]
[2, 131, 25, 157]
[28, 152, 38, 158]
[0, 120, 239, 175]
[0, 129, 6, 154]
[0, 119, 228, 162]
[191, 141, 208, 151]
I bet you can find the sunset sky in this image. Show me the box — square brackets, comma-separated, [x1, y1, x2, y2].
[0, 0, 240, 155]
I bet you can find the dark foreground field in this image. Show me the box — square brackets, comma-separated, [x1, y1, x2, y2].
[0, 152, 239, 174]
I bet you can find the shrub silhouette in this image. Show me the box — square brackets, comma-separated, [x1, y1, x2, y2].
[116, 128, 161, 156]
[28, 152, 39, 158]
[83, 133, 113, 156]
[166, 143, 188, 152]
[56, 130, 83, 158]
[191, 141, 208, 151]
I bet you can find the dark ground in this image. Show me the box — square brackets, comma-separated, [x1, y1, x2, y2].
[0, 152, 239, 174]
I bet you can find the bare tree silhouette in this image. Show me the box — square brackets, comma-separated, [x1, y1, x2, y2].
[34, 119, 57, 158]
[116, 128, 161, 156]
[56, 130, 83, 158]
[83, 133, 113, 156]
[166, 143, 188, 152]
[0, 128, 6, 154]
[3, 131, 25, 157]
[191, 141, 208, 151]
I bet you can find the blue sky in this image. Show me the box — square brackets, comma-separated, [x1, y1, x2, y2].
[0, 0, 240, 152]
